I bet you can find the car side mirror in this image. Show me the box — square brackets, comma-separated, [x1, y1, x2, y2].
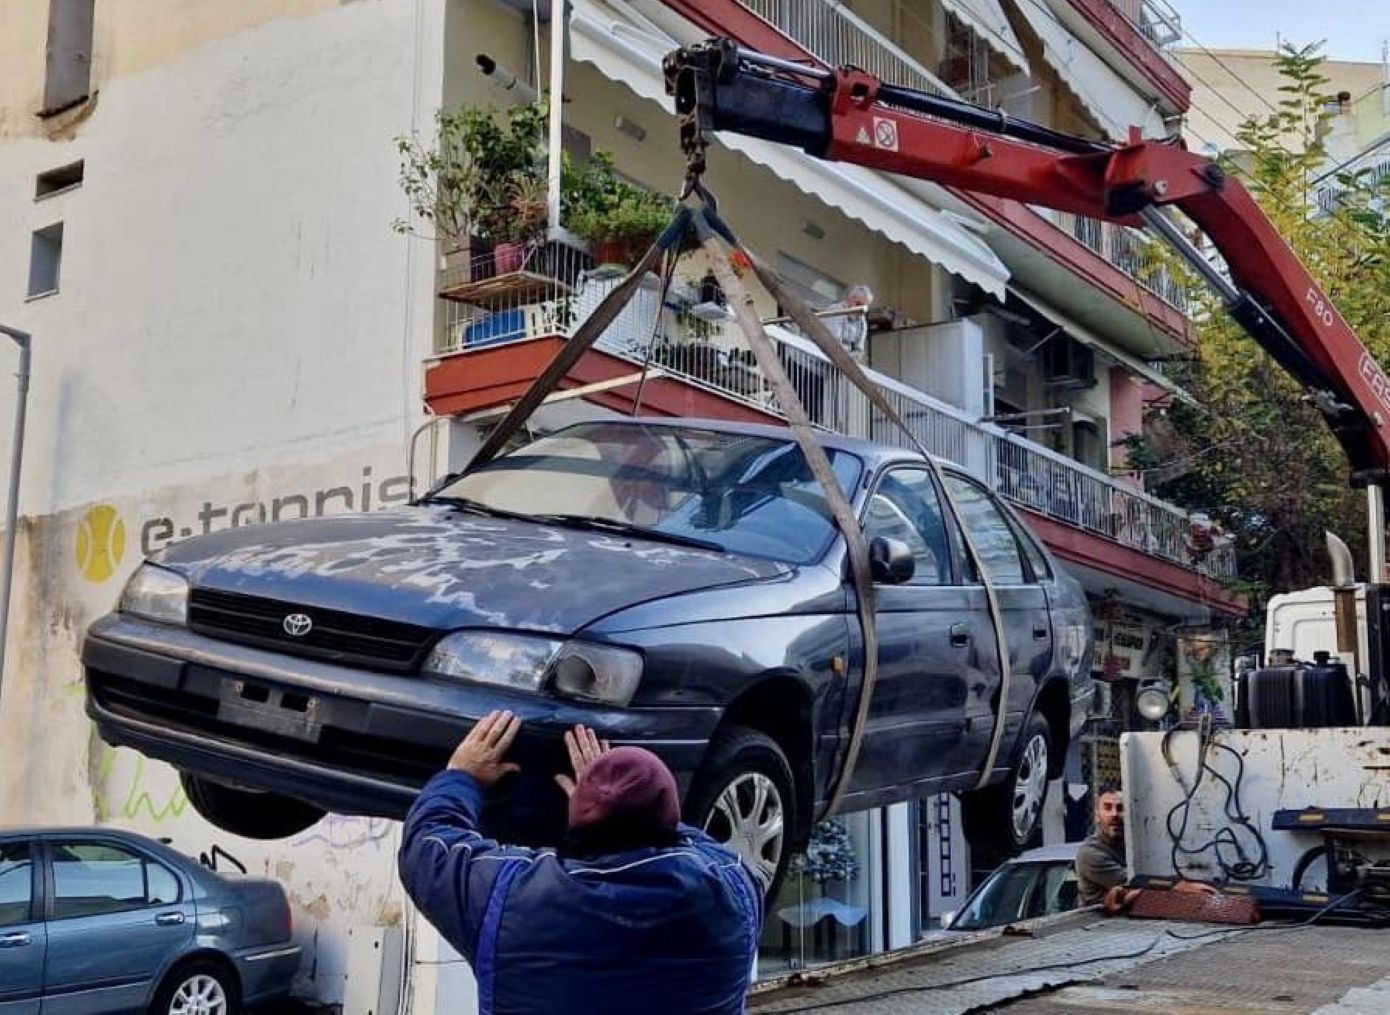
[869, 536, 915, 584]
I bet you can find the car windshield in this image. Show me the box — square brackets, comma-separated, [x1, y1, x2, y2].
[949, 862, 1047, 930]
[432, 422, 863, 565]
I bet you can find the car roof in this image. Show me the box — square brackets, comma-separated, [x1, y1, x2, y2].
[1005, 842, 1082, 864]
[584, 416, 942, 471]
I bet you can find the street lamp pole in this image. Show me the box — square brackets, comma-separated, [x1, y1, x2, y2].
[0, 325, 32, 702]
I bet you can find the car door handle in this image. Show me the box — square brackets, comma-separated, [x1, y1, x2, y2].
[155, 912, 187, 926]
[0, 932, 30, 947]
[1033, 624, 1049, 640]
[949, 623, 971, 647]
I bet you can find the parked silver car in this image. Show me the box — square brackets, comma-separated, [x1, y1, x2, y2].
[0, 826, 299, 1015]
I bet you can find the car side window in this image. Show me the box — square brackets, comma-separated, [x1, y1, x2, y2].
[943, 474, 1028, 585]
[863, 468, 951, 585]
[50, 841, 179, 919]
[0, 841, 33, 926]
[1025, 863, 1078, 918]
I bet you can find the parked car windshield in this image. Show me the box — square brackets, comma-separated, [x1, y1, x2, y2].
[949, 860, 1078, 930]
[435, 422, 863, 565]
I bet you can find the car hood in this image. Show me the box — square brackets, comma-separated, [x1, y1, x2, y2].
[155, 506, 790, 634]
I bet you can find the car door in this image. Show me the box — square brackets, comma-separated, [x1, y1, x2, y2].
[42, 838, 194, 1015]
[941, 472, 1054, 770]
[0, 838, 44, 1015]
[848, 465, 976, 798]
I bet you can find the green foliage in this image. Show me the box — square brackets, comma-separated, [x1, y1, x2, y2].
[1139, 43, 1390, 619]
[563, 151, 676, 246]
[393, 102, 548, 245]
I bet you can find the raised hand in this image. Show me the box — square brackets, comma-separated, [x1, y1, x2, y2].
[554, 724, 611, 798]
[448, 710, 523, 787]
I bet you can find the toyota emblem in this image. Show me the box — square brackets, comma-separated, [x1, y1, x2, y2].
[282, 613, 313, 637]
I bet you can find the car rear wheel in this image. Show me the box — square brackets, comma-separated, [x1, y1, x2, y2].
[962, 712, 1051, 857]
[150, 959, 239, 1015]
[684, 726, 795, 902]
[180, 772, 325, 840]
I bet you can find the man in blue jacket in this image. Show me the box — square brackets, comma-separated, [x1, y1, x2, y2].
[398, 710, 762, 1014]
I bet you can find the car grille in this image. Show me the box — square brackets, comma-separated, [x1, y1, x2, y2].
[187, 588, 436, 672]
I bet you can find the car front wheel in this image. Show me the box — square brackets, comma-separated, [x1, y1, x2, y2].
[180, 772, 325, 840]
[683, 726, 795, 902]
[962, 712, 1051, 857]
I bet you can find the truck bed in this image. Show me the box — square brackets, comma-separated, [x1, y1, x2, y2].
[748, 912, 1390, 1013]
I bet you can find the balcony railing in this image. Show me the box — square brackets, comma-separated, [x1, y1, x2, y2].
[1105, 0, 1182, 49]
[1032, 207, 1191, 313]
[739, 0, 953, 98]
[733, 0, 1193, 317]
[434, 262, 1235, 580]
[1314, 138, 1390, 216]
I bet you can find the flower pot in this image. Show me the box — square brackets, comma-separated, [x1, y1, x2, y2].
[493, 241, 526, 274]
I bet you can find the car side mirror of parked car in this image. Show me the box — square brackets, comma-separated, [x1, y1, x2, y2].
[869, 536, 915, 584]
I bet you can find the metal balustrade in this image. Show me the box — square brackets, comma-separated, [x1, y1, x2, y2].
[434, 262, 1234, 580]
[1032, 207, 1192, 313]
[733, 0, 1195, 315]
[1106, 0, 1183, 49]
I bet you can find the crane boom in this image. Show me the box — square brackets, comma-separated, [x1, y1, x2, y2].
[661, 37, 1390, 485]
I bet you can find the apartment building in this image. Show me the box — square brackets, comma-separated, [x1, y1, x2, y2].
[0, 0, 1238, 1003]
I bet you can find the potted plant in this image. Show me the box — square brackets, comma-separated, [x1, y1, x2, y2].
[394, 102, 548, 277]
[483, 173, 549, 273]
[565, 152, 676, 268]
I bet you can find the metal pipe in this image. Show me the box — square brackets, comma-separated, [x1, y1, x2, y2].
[0, 325, 31, 702]
[546, 1, 567, 236]
[475, 53, 540, 103]
[1369, 485, 1386, 583]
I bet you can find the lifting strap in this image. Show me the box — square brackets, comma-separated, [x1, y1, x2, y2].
[465, 198, 1013, 818]
[700, 207, 1013, 803]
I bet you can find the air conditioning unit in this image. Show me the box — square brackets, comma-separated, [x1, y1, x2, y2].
[1043, 335, 1096, 389]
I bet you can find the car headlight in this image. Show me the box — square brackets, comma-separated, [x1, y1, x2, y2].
[424, 632, 564, 693]
[550, 642, 643, 706]
[423, 632, 643, 705]
[119, 563, 189, 626]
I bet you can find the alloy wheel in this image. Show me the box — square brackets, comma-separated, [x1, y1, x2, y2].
[1011, 733, 1049, 842]
[703, 772, 785, 892]
[168, 974, 227, 1015]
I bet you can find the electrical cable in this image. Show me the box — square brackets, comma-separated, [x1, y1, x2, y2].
[1162, 717, 1271, 883]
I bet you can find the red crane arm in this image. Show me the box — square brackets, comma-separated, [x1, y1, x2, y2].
[658, 28, 1390, 483]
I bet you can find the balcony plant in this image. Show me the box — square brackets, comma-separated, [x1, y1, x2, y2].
[393, 102, 548, 274]
[564, 152, 677, 267]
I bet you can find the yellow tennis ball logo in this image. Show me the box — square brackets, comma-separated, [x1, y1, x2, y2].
[76, 504, 127, 583]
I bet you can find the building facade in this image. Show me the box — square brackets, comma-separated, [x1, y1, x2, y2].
[0, 0, 1238, 1005]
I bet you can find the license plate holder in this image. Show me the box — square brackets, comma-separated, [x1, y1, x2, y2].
[216, 680, 323, 743]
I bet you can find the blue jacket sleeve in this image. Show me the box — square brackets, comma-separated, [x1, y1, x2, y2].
[678, 823, 764, 942]
[397, 770, 532, 962]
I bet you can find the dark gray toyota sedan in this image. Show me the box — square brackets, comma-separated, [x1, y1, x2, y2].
[84, 418, 1093, 894]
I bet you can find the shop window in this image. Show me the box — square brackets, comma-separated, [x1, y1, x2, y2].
[760, 810, 878, 973]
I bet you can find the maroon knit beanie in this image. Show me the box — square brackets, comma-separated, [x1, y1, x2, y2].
[567, 746, 681, 835]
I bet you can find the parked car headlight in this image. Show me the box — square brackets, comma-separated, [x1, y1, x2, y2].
[424, 632, 643, 705]
[119, 563, 189, 625]
[424, 632, 564, 693]
[550, 642, 643, 706]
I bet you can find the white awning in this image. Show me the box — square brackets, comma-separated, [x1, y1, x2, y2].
[1006, 0, 1164, 141]
[941, 0, 1031, 76]
[568, 0, 1010, 298]
[1009, 284, 1194, 402]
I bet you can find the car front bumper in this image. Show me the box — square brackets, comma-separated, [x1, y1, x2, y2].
[84, 615, 719, 835]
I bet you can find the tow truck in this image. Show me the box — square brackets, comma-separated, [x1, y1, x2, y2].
[644, 15, 1390, 1011]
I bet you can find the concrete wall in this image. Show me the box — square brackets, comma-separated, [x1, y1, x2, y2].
[0, 0, 454, 999]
